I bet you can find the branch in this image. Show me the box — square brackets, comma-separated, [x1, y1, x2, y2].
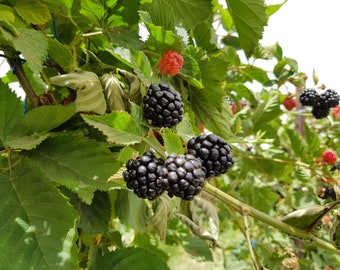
[7, 57, 39, 107]
[204, 182, 340, 255]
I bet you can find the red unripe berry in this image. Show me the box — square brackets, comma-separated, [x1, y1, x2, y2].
[232, 102, 237, 114]
[322, 150, 338, 164]
[158, 50, 183, 76]
[282, 97, 297, 111]
[331, 105, 340, 119]
[240, 98, 247, 107]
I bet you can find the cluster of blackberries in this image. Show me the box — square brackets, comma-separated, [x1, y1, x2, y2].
[123, 134, 234, 201]
[299, 89, 340, 119]
[143, 83, 184, 128]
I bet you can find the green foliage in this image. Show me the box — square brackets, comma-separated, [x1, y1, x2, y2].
[0, 159, 78, 269]
[1, 0, 340, 269]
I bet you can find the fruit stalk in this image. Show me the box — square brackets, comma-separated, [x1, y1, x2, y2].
[204, 182, 340, 255]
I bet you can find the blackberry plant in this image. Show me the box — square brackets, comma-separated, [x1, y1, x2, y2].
[160, 154, 205, 201]
[143, 83, 184, 128]
[123, 152, 165, 200]
[187, 134, 234, 178]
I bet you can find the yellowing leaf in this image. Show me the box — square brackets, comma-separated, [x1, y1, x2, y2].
[50, 69, 107, 115]
[101, 73, 126, 111]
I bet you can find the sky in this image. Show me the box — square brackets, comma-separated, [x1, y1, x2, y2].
[1, 0, 340, 96]
[261, 0, 340, 90]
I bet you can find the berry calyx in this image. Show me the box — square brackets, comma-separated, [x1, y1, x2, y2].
[158, 50, 183, 76]
[143, 83, 184, 128]
[123, 152, 165, 200]
[322, 150, 338, 164]
[187, 134, 234, 178]
[282, 97, 297, 111]
[160, 154, 205, 201]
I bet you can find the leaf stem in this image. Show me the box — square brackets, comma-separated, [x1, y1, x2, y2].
[204, 183, 340, 255]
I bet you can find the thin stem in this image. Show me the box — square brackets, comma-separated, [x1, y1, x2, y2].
[8, 148, 13, 178]
[7, 57, 39, 107]
[242, 212, 260, 270]
[204, 183, 340, 255]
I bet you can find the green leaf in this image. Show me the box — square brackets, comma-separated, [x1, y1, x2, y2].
[176, 113, 195, 141]
[117, 68, 143, 105]
[251, 93, 282, 131]
[13, 28, 48, 74]
[166, 0, 213, 30]
[50, 69, 107, 115]
[266, 0, 288, 17]
[147, 195, 173, 240]
[239, 65, 270, 85]
[17, 104, 76, 135]
[78, 191, 111, 234]
[82, 111, 145, 145]
[330, 211, 340, 249]
[130, 102, 149, 135]
[273, 58, 298, 79]
[114, 190, 150, 231]
[0, 82, 23, 143]
[145, 0, 175, 31]
[226, 0, 267, 57]
[139, 11, 182, 52]
[181, 236, 213, 261]
[163, 128, 184, 154]
[24, 133, 122, 204]
[285, 128, 307, 158]
[0, 159, 78, 269]
[5, 133, 50, 150]
[90, 247, 170, 270]
[280, 201, 340, 232]
[191, 98, 233, 140]
[80, 0, 104, 25]
[47, 37, 74, 72]
[14, 0, 51, 25]
[304, 123, 320, 155]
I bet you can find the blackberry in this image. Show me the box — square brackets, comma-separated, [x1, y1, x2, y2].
[123, 152, 165, 200]
[320, 89, 340, 108]
[317, 185, 336, 200]
[187, 134, 234, 178]
[299, 89, 319, 106]
[311, 105, 330, 119]
[160, 154, 205, 201]
[143, 83, 184, 128]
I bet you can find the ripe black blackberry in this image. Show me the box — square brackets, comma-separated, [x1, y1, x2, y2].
[311, 105, 330, 119]
[123, 152, 165, 200]
[160, 154, 205, 201]
[143, 83, 184, 128]
[187, 134, 234, 178]
[320, 89, 340, 108]
[299, 89, 319, 106]
[317, 185, 336, 200]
